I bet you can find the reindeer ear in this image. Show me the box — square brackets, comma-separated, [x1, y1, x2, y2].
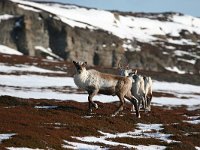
[83, 61, 87, 67]
[135, 70, 137, 74]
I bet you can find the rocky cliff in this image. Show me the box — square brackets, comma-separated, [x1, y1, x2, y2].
[0, 0, 124, 67]
[0, 0, 200, 74]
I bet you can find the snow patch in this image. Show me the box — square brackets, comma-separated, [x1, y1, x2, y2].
[18, 4, 41, 12]
[184, 120, 200, 125]
[168, 39, 196, 46]
[165, 45, 175, 50]
[0, 45, 23, 55]
[196, 147, 200, 150]
[63, 140, 105, 150]
[183, 115, 200, 125]
[0, 133, 15, 143]
[7, 148, 44, 150]
[0, 63, 66, 74]
[0, 74, 74, 88]
[0, 14, 14, 22]
[171, 15, 200, 28]
[177, 58, 196, 64]
[64, 123, 178, 149]
[174, 50, 200, 59]
[35, 46, 63, 60]
[165, 66, 186, 74]
[34, 106, 58, 109]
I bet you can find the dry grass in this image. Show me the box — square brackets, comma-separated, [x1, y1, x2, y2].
[0, 96, 199, 149]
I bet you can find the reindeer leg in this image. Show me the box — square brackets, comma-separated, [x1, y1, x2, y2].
[88, 89, 99, 113]
[125, 91, 140, 118]
[143, 94, 148, 112]
[131, 105, 135, 112]
[112, 95, 125, 117]
[147, 94, 152, 111]
[138, 98, 141, 112]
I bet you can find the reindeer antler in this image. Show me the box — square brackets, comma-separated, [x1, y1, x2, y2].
[126, 64, 129, 69]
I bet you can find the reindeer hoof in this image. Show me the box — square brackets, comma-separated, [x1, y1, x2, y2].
[131, 108, 135, 112]
[88, 109, 93, 114]
[111, 114, 116, 117]
[94, 103, 98, 109]
[131, 105, 136, 112]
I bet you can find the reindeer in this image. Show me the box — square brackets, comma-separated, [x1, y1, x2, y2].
[143, 76, 153, 111]
[119, 68, 146, 111]
[118, 64, 152, 111]
[73, 61, 140, 118]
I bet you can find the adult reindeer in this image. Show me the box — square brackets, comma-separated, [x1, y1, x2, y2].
[73, 61, 140, 118]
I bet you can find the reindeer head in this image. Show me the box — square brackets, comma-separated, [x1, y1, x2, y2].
[118, 63, 133, 77]
[73, 61, 87, 74]
[129, 70, 138, 80]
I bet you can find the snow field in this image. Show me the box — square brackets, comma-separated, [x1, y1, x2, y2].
[0, 63, 200, 108]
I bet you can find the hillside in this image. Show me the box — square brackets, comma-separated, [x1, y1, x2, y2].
[0, 0, 200, 73]
[0, 54, 199, 149]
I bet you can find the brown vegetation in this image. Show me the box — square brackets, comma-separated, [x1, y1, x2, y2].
[0, 96, 199, 149]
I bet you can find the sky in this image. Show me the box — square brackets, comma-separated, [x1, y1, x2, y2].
[35, 0, 200, 17]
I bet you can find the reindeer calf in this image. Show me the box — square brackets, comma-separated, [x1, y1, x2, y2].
[73, 61, 140, 118]
[119, 68, 146, 111]
[119, 67, 153, 111]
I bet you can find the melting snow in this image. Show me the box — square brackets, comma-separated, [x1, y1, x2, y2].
[0, 63, 66, 74]
[165, 66, 186, 74]
[196, 147, 200, 150]
[7, 148, 44, 150]
[174, 50, 200, 59]
[63, 141, 105, 150]
[35, 46, 63, 60]
[63, 123, 179, 149]
[153, 80, 200, 94]
[0, 63, 200, 108]
[183, 115, 200, 125]
[34, 106, 58, 109]
[18, 4, 41, 12]
[0, 14, 14, 22]
[0, 74, 73, 88]
[63, 139, 167, 150]
[184, 120, 200, 125]
[167, 39, 196, 46]
[177, 58, 196, 65]
[0, 45, 23, 55]
[0, 133, 15, 143]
